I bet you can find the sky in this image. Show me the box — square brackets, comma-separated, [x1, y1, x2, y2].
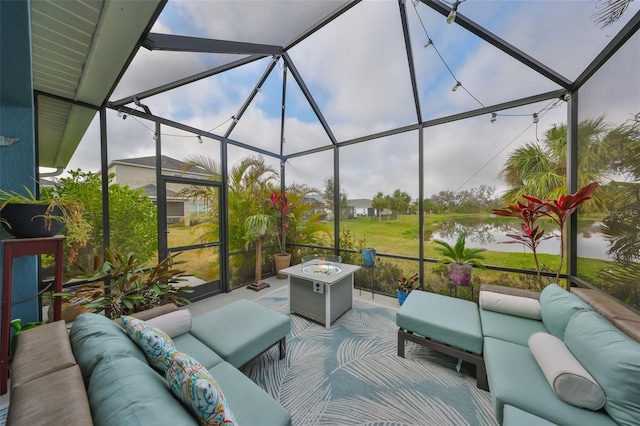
[62, 0, 640, 201]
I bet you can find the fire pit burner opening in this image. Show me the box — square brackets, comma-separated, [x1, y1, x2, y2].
[301, 254, 342, 275]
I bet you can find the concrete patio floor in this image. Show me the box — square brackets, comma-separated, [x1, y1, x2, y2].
[187, 275, 399, 318]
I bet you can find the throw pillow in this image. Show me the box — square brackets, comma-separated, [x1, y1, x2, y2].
[166, 351, 238, 425]
[121, 315, 176, 372]
[147, 309, 193, 338]
[528, 332, 605, 410]
[539, 284, 592, 339]
[479, 291, 542, 320]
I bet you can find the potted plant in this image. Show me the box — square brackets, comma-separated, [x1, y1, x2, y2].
[432, 233, 486, 285]
[397, 273, 419, 305]
[270, 192, 294, 278]
[244, 213, 272, 291]
[77, 248, 193, 319]
[0, 186, 90, 240]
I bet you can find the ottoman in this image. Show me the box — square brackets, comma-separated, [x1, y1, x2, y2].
[190, 299, 290, 368]
[396, 290, 487, 390]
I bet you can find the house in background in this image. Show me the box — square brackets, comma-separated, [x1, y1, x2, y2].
[348, 199, 375, 218]
[303, 194, 330, 220]
[108, 155, 209, 225]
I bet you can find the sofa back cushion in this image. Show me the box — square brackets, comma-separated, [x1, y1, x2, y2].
[564, 310, 640, 426]
[147, 309, 192, 338]
[539, 284, 592, 339]
[88, 354, 197, 426]
[70, 313, 147, 386]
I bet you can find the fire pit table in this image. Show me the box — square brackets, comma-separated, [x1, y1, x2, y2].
[279, 255, 361, 329]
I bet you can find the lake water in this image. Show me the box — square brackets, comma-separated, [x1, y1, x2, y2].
[430, 219, 611, 261]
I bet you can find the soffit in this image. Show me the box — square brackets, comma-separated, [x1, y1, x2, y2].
[32, 0, 164, 169]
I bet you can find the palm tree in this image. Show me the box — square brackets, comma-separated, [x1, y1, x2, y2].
[176, 155, 278, 285]
[372, 192, 385, 222]
[244, 214, 271, 289]
[226, 156, 278, 251]
[500, 116, 635, 213]
[392, 189, 411, 221]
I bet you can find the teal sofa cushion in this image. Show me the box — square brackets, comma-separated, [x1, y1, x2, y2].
[483, 337, 616, 425]
[564, 310, 640, 426]
[209, 361, 292, 426]
[539, 284, 592, 339]
[70, 313, 147, 386]
[173, 332, 224, 370]
[190, 299, 290, 368]
[503, 404, 556, 426]
[396, 290, 483, 354]
[88, 354, 197, 426]
[479, 308, 548, 346]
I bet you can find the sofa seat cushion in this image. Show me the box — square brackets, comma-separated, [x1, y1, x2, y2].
[564, 310, 640, 425]
[396, 290, 483, 354]
[540, 284, 592, 339]
[503, 404, 556, 426]
[190, 299, 291, 368]
[10, 320, 77, 388]
[7, 365, 93, 426]
[173, 332, 224, 370]
[480, 308, 548, 346]
[483, 337, 616, 425]
[209, 361, 292, 426]
[70, 313, 147, 386]
[88, 353, 197, 426]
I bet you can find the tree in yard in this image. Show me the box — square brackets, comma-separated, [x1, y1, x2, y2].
[499, 116, 635, 212]
[323, 176, 348, 220]
[44, 169, 158, 275]
[372, 192, 385, 222]
[391, 189, 411, 220]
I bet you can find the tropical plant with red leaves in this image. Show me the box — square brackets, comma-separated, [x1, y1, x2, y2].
[493, 199, 552, 284]
[493, 182, 599, 287]
[270, 192, 294, 255]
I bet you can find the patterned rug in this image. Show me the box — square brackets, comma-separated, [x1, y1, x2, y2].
[242, 287, 498, 426]
[0, 402, 6, 426]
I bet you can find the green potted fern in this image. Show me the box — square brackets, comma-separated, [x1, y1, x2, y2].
[0, 186, 89, 240]
[432, 233, 486, 285]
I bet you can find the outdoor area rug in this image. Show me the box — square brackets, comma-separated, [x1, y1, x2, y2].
[242, 286, 498, 426]
[0, 401, 7, 426]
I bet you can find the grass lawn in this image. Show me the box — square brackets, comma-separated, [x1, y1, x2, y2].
[167, 213, 613, 288]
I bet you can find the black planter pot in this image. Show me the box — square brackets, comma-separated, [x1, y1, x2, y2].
[0, 203, 66, 238]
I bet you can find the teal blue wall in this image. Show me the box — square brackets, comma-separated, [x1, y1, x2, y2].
[1, 0, 40, 324]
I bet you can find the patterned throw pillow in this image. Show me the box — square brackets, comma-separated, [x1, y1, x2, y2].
[121, 315, 176, 372]
[166, 351, 238, 426]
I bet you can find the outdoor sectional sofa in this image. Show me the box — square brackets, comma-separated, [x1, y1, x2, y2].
[397, 283, 640, 425]
[7, 299, 292, 426]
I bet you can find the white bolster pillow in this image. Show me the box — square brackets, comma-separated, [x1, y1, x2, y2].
[529, 332, 606, 410]
[479, 291, 542, 320]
